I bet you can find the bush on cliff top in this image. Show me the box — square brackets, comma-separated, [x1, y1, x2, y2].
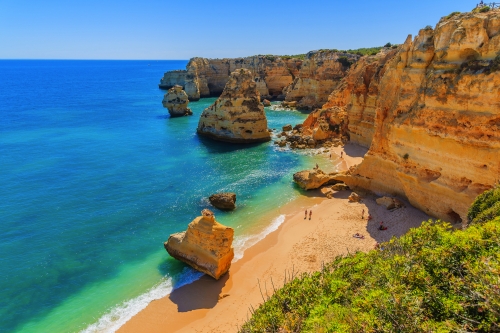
[240, 187, 500, 333]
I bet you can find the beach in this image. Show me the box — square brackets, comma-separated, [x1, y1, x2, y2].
[118, 144, 431, 333]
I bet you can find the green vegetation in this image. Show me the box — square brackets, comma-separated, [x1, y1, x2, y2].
[241, 187, 500, 333]
[384, 42, 392, 48]
[280, 54, 307, 60]
[445, 11, 461, 19]
[337, 56, 353, 68]
[424, 25, 433, 30]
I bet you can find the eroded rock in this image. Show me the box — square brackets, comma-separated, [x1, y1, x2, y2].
[164, 209, 234, 280]
[197, 69, 271, 143]
[162, 85, 193, 117]
[293, 168, 338, 190]
[209, 193, 236, 210]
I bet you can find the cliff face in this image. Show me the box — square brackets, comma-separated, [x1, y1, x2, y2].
[197, 68, 271, 143]
[338, 11, 500, 223]
[284, 51, 360, 110]
[159, 51, 357, 109]
[160, 56, 302, 101]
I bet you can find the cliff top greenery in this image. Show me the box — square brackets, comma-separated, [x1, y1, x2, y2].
[240, 186, 500, 333]
[262, 45, 397, 61]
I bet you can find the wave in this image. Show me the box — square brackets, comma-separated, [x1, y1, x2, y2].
[80, 214, 287, 333]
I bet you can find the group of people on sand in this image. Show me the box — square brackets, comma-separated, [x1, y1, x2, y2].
[353, 210, 388, 240]
[304, 209, 312, 220]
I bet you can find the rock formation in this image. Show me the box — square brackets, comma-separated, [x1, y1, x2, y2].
[283, 51, 360, 110]
[376, 197, 405, 210]
[162, 85, 193, 117]
[293, 168, 338, 190]
[197, 68, 271, 143]
[209, 193, 236, 210]
[300, 49, 398, 146]
[164, 209, 234, 280]
[160, 56, 302, 101]
[159, 51, 358, 110]
[333, 11, 500, 223]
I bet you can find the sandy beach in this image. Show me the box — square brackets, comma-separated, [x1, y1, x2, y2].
[118, 144, 431, 333]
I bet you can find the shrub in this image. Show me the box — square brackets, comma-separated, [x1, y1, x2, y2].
[468, 184, 500, 224]
[337, 56, 352, 68]
[480, 5, 491, 12]
[424, 25, 433, 30]
[384, 42, 392, 48]
[445, 11, 461, 19]
[241, 187, 500, 333]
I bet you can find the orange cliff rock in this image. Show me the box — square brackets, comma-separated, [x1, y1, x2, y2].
[197, 68, 271, 143]
[164, 209, 234, 280]
[283, 51, 360, 110]
[159, 56, 302, 101]
[159, 51, 358, 110]
[333, 11, 500, 223]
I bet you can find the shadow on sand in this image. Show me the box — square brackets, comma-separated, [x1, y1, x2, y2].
[169, 272, 229, 312]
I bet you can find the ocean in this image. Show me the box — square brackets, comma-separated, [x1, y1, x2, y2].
[0, 60, 335, 332]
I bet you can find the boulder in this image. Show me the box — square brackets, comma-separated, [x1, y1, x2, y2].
[164, 209, 234, 280]
[197, 69, 271, 143]
[376, 197, 405, 210]
[348, 192, 361, 202]
[321, 187, 334, 199]
[162, 85, 193, 117]
[209, 193, 237, 210]
[262, 99, 271, 107]
[282, 124, 293, 131]
[331, 183, 349, 191]
[293, 168, 338, 190]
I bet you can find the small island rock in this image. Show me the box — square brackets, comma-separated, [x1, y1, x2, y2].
[209, 193, 237, 210]
[162, 85, 193, 117]
[197, 68, 271, 143]
[164, 209, 234, 280]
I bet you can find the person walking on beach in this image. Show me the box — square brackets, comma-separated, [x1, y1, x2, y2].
[309, 210, 312, 220]
[304, 209, 308, 220]
[341, 151, 343, 158]
[362, 209, 365, 219]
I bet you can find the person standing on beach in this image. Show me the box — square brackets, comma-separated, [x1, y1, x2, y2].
[341, 151, 343, 158]
[309, 210, 312, 220]
[304, 209, 308, 220]
[362, 209, 364, 219]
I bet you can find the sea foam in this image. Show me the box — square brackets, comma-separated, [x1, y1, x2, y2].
[81, 214, 286, 333]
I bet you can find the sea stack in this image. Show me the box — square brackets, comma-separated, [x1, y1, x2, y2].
[209, 192, 237, 210]
[197, 68, 271, 143]
[164, 209, 234, 280]
[162, 85, 193, 117]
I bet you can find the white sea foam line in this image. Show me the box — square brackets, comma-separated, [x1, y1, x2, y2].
[80, 268, 203, 333]
[81, 214, 286, 333]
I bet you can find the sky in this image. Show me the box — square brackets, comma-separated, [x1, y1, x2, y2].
[0, 0, 477, 60]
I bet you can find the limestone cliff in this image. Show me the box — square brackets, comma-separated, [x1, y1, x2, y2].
[160, 56, 302, 101]
[283, 51, 360, 110]
[159, 51, 357, 109]
[335, 11, 500, 223]
[164, 209, 234, 280]
[197, 68, 271, 143]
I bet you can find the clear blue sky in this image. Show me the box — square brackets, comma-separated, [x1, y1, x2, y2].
[0, 0, 476, 59]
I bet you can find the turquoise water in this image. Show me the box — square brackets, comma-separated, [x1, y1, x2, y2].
[0, 60, 317, 332]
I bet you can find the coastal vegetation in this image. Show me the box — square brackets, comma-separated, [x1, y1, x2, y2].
[240, 187, 500, 332]
[277, 46, 393, 60]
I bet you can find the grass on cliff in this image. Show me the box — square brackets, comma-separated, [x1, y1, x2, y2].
[240, 186, 500, 333]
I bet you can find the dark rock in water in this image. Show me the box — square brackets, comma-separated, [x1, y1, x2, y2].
[209, 193, 237, 210]
[282, 124, 293, 131]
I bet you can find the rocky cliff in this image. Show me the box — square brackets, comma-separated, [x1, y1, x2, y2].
[160, 56, 301, 101]
[164, 209, 234, 280]
[159, 51, 358, 109]
[197, 68, 271, 143]
[335, 11, 500, 223]
[283, 51, 360, 110]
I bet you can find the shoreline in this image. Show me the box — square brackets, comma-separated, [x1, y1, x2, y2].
[118, 144, 431, 333]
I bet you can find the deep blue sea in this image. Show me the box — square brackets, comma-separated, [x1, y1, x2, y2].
[0, 60, 331, 332]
